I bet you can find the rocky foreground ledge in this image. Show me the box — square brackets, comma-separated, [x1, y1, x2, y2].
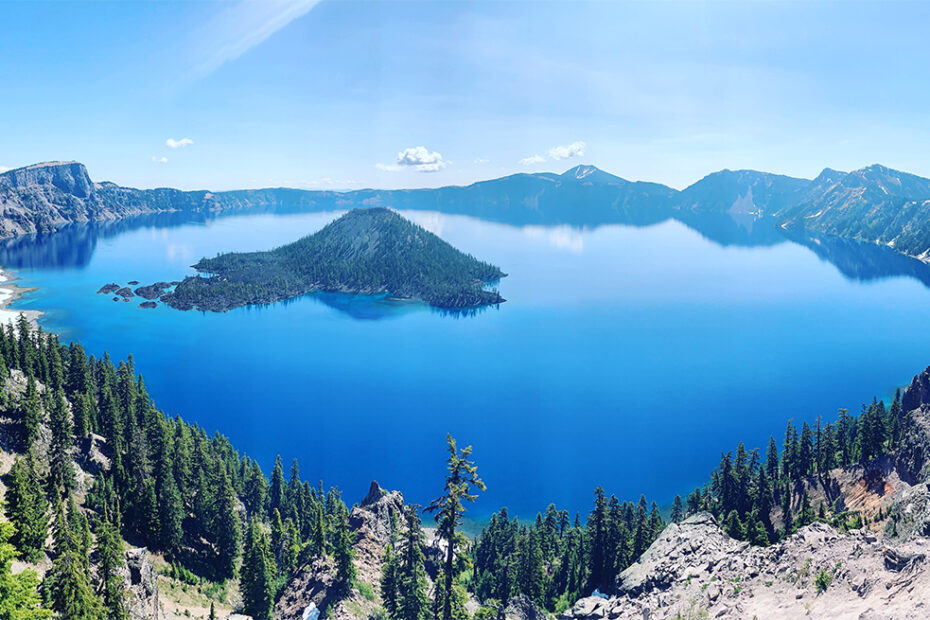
[563, 511, 930, 619]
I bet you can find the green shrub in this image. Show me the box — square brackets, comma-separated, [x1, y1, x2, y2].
[357, 582, 376, 601]
[815, 568, 833, 593]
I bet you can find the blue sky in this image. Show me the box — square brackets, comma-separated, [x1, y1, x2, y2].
[2, 0, 930, 191]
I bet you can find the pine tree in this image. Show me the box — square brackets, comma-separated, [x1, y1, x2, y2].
[395, 506, 429, 620]
[19, 375, 41, 449]
[241, 518, 275, 620]
[380, 544, 399, 618]
[157, 453, 184, 558]
[44, 500, 102, 619]
[269, 455, 285, 517]
[312, 503, 327, 557]
[724, 509, 744, 539]
[47, 388, 75, 496]
[685, 487, 702, 516]
[3, 455, 49, 562]
[426, 434, 485, 620]
[670, 495, 684, 523]
[515, 530, 544, 604]
[213, 467, 242, 579]
[94, 509, 128, 620]
[332, 506, 356, 589]
[0, 521, 51, 619]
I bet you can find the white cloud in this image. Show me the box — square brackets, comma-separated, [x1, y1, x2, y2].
[396, 146, 448, 172]
[378, 146, 449, 173]
[0, 165, 9, 173]
[182, 0, 322, 84]
[519, 154, 546, 166]
[548, 141, 586, 160]
[473, 157, 490, 165]
[166, 137, 194, 149]
[151, 156, 169, 164]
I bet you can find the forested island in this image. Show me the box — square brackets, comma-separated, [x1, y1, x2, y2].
[161, 207, 505, 312]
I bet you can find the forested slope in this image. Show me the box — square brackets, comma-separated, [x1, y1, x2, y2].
[163, 208, 506, 311]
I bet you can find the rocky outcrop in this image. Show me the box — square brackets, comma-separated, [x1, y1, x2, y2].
[122, 547, 163, 620]
[562, 513, 930, 619]
[503, 594, 548, 620]
[275, 481, 406, 620]
[135, 282, 172, 300]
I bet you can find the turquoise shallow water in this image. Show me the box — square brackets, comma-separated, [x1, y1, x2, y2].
[6, 209, 930, 517]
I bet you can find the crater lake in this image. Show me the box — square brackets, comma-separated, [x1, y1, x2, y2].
[4, 208, 930, 517]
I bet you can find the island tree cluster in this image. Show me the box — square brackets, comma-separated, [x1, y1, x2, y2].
[163, 207, 506, 311]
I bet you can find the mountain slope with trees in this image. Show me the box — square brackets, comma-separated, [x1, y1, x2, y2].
[8, 160, 930, 265]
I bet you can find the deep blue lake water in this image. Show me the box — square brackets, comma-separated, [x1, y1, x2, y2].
[5, 209, 930, 518]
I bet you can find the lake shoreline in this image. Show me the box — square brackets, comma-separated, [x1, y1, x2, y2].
[0, 269, 44, 328]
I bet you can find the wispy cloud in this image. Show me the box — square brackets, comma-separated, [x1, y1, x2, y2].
[0, 165, 9, 173]
[378, 146, 449, 173]
[548, 141, 586, 160]
[151, 156, 169, 164]
[182, 0, 322, 84]
[519, 154, 546, 166]
[520, 141, 586, 166]
[166, 137, 194, 149]
[473, 157, 490, 165]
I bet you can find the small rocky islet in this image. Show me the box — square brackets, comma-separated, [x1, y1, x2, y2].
[97, 280, 181, 308]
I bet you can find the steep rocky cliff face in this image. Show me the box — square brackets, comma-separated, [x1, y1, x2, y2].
[0, 161, 227, 237]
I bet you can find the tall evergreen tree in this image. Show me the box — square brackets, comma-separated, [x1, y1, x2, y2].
[94, 509, 128, 620]
[241, 518, 275, 620]
[44, 500, 102, 619]
[670, 495, 684, 524]
[0, 521, 51, 620]
[3, 455, 49, 562]
[426, 434, 485, 620]
[212, 467, 242, 579]
[332, 506, 356, 589]
[19, 375, 41, 449]
[47, 388, 75, 496]
[269, 455, 285, 517]
[395, 506, 430, 620]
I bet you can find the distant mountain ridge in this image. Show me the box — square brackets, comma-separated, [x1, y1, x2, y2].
[4, 159, 930, 262]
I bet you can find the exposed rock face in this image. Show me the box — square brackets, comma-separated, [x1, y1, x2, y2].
[122, 547, 163, 620]
[275, 481, 405, 620]
[97, 283, 120, 294]
[562, 513, 930, 619]
[503, 594, 548, 620]
[0, 161, 94, 198]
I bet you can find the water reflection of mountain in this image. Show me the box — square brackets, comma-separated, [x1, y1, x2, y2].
[0, 212, 215, 270]
[4, 206, 930, 295]
[782, 230, 930, 288]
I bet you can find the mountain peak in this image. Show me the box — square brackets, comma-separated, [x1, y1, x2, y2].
[562, 164, 601, 179]
[0, 161, 94, 198]
[559, 164, 628, 185]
